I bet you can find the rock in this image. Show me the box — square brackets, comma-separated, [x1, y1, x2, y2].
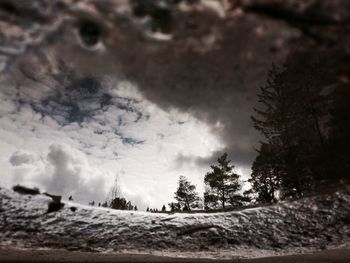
[70, 207, 77, 212]
[43, 192, 64, 213]
[12, 185, 40, 195]
[43, 193, 62, 203]
[47, 201, 64, 213]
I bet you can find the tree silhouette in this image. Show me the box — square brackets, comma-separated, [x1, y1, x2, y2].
[204, 153, 241, 209]
[328, 76, 350, 181]
[161, 205, 166, 212]
[249, 142, 282, 203]
[174, 176, 199, 211]
[251, 49, 349, 198]
[168, 202, 181, 212]
[106, 175, 137, 210]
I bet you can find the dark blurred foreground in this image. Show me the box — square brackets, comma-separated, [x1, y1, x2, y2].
[0, 248, 350, 263]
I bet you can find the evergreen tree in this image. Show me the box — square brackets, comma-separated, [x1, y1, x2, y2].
[251, 52, 332, 198]
[146, 207, 150, 212]
[109, 197, 127, 210]
[161, 205, 166, 212]
[106, 175, 137, 210]
[126, 201, 133, 210]
[204, 153, 241, 209]
[182, 204, 190, 211]
[249, 142, 282, 203]
[174, 176, 200, 211]
[168, 202, 180, 212]
[328, 81, 350, 182]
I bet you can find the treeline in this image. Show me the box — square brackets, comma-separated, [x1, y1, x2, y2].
[163, 153, 250, 212]
[102, 177, 138, 211]
[249, 48, 350, 203]
[102, 48, 349, 212]
[163, 48, 350, 212]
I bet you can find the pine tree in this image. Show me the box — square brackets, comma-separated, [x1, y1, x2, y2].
[168, 202, 180, 212]
[161, 205, 166, 212]
[204, 153, 241, 209]
[126, 201, 133, 210]
[174, 176, 200, 211]
[251, 52, 332, 198]
[249, 142, 282, 203]
[109, 197, 127, 210]
[328, 81, 350, 182]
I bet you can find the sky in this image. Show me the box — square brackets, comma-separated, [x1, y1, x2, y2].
[0, 69, 233, 209]
[0, 0, 294, 210]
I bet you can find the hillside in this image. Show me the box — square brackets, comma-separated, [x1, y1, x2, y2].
[0, 186, 349, 259]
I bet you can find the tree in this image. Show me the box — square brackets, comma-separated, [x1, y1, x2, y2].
[174, 176, 200, 211]
[251, 52, 333, 198]
[204, 153, 242, 209]
[328, 80, 350, 182]
[168, 202, 181, 212]
[126, 201, 134, 211]
[106, 175, 137, 210]
[109, 197, 127, 210]
[249, 142, 282, 203]
[108, 175, 121, 205]
[161, 205, 166, 212]
[134, 206, 138, 211]
[146, 207, 150, 212]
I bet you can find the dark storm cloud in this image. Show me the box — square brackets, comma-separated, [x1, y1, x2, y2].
[0, 0, 296, 170]
[90, 11, 295, 168]
[177, 146, 257, 169]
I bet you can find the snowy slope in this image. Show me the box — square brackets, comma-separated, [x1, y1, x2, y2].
[0, 186, 349, 259]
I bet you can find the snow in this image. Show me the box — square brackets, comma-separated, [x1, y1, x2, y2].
[0, 186, 349, 259]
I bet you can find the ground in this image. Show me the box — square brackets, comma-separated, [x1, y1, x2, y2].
[0, 186, 349, 261]
[0, 248, 350, 263]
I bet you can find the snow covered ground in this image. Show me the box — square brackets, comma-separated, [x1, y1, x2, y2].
[0, 186, 349, 259]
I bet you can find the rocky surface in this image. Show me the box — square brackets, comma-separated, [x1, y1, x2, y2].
[0, 186, 349, 259]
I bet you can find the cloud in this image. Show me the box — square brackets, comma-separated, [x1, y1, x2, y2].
[86, 13, 290, 169]
[9, 151, 37, 166]
[0, 2, 300, 210]
[41, 143, 112, 203]
[0, 63, 224, 209]
[6, 144, 112, 204]
[43, 144, 84, 195]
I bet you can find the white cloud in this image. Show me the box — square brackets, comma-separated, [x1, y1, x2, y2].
[9, 151, 37, 166]
[0, 77, 224, 210]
